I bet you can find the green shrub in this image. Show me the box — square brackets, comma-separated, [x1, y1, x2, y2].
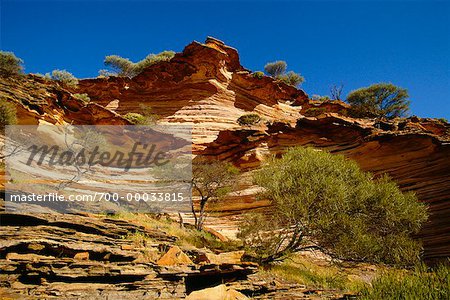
[123, 105, 160, 125]
[304, 107, 326, 117]
[72, 93, 90, 104]
[264, 61, 287, 77]
[311, 95, 331, 101]
[237, 113, 261, 126]
[0, 51, 24, 77]
[359, 263, 450, 300]
[263, 60, 304, 87]
[277, 71, 304, 87]
[238, 147, 428, 266]
[252, 71, 264, 79]
[347, 83, 410, 119]
[437, 118, 448, 124]
[104, 50, 175, 78]
[49, 70, 78, 88]
[0, 99, 17, 131]
[123, 112, 147, 125]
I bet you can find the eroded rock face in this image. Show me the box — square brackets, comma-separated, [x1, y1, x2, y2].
[200, 115, 450, 262]
[0, 213, 258, 299]
[1, 37, 449, 263]
[0, 76, 129, 125]
[76, 38, 308, 148]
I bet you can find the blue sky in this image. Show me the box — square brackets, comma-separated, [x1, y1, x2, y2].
[1, 0, 449, 118]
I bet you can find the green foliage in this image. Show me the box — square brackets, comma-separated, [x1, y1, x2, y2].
[176, 227, 241, 252]
[0, 51, 24, 77]
[0, 99, 17, 131]
[359, 263, 450, 300]
[123, 105, 159, 125]
[49, 70, 78, 88]
[98, 69, 116, 78]
[311, 95, 331, 101]
[263, 60, 304, 87]
[124, 112, 147, 125]
[239, 147, 428, 266]
[437, 118, 448, 124]
[277, 71, 305, 87]
[104, 50, 175, 78]
[304, 107, 326, 117]
[125, 230, 154, 247]
[264, 61, 287, 77]
[346, 83, 410, 119]
[72, 93, 90, 104]
[237, 113, 261, 126]
[262, 261, 354, 291]
[192, 160, 239, 230]
[252, 71, 264, 79]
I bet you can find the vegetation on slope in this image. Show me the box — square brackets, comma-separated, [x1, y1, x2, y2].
[0, 51, 24, 77]
[239, 147, 428, 266]
[264, 60, 305, 87]
[347, 83, 410, 119]
[101, 51, 175, 78]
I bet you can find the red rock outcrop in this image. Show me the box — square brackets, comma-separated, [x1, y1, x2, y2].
[1, 37, 449, 263]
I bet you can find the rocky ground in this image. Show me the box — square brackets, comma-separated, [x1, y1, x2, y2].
[0, 211, 363, 299]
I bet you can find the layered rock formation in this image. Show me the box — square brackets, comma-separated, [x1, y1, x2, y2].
[1, 36, 449, 266]
[78, 37, 449, 262]
[0, 212, 261, 299]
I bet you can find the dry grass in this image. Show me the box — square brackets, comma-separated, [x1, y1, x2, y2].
[259, 252, 376, 292]
[109, 212, 241, 252]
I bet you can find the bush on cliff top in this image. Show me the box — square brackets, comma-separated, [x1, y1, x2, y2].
[0, 51, 24, 77]
[103, 51, 175, 78]
[252, 71, 264, 79]
[264, 60, 304, 87]
[238, 147, 428, 266]
[346, 83, 410, 119]
[48, 70, 78, 88]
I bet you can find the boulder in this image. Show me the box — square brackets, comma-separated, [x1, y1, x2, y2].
[157, 246, 193, 266]
[186, 284, 248, 300]
[206, 251, 244, 265]
[74, 252, 90, 260]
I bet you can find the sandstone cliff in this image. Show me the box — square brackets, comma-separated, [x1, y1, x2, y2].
[1, 37, 449, 264]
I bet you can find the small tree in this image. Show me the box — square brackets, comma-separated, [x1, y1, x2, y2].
[238, 147, 427, 266]
[192, 161, 238, 230]
[49, 70, 78, 88]
[264, 60, 304, 87]
[104, 51, 175, 78]
[264, 61, 287, 77]
[0, 51, 24, 77]
[330, 84, 344, 101]
[278, 71, 304, 87]
[346, 83, 410, 118]
[104, 55, 134, 77]
[0, 99, 17, 132]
